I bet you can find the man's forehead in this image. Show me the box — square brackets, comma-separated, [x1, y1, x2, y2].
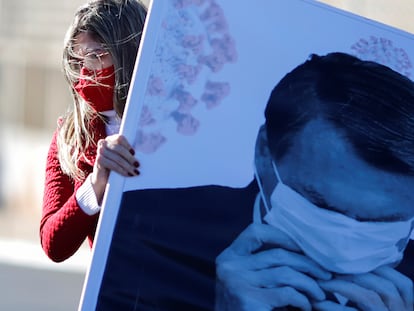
[275, 119, 414, 221]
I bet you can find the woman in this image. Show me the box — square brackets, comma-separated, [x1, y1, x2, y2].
[40, 0, 147, 262]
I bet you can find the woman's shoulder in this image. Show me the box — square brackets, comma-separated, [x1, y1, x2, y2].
[57, 116, 65, 127]
[50, 116, 65, 139]
[47, 116, 67, 150]
[57, 115, 71, 130]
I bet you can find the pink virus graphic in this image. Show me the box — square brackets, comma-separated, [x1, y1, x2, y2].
[146, 76, 166, 97]
[172, 112, 200, 135]
[139, 105, 156, 127]
[137, 0, 237, 153]
[201, 80, 230, 109]
[136, 130, 167, 154]
[172, 88, 198, 113]
[351, 36, 412, 78]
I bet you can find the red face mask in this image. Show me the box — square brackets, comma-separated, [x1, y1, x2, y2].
[74, 65, 115, 112]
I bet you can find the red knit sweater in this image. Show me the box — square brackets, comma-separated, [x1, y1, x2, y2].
[40, 119, 106, 262]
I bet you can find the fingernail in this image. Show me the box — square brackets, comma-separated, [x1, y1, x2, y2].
[134, 161, 140, 167]
[128, 172, 134, 177]
[134, 169, 140, 176]
[129, 148, 135, 155]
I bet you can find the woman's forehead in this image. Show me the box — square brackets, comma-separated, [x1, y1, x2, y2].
[73, 32, 103, 52]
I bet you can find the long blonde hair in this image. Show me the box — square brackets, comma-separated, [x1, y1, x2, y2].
[58, 0, 146, 180]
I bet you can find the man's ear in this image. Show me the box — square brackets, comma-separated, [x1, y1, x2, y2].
[254, 125, 277, 205]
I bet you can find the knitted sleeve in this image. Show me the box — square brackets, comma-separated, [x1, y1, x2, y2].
[40, 129, 99, 262]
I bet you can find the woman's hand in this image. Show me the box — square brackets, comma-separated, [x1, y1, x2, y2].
[91, 134, 140, 204]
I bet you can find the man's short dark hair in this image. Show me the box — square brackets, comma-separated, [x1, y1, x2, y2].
[265, 52, 414, 174]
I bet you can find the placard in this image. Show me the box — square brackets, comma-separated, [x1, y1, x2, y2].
[80, 1, 414, 309]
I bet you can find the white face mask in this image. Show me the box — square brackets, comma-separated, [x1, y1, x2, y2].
[256, 162, 414, 274]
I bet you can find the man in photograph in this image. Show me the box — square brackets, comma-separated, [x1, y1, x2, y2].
[216, 53, 414, 311]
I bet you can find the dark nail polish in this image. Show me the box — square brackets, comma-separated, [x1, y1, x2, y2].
[134, 161, 140, 167]
[129, 148, 135, 155]
[128, 172, 134, 177]
[134, 169, 140, 175]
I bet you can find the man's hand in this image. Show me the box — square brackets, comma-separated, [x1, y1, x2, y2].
[313, 265, 413, 311]
[215, 223, 332, 311]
